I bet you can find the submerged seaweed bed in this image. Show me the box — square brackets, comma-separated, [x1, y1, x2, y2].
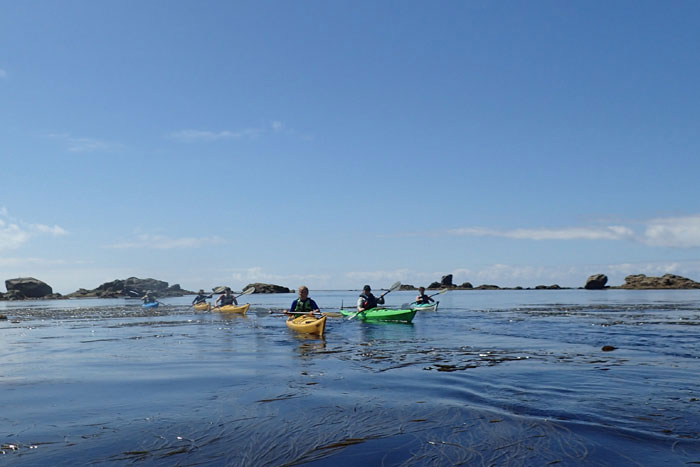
[1, 290, 700, 465]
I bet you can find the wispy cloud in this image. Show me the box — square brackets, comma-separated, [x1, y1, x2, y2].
[32, 224, 69, 236]
[169, 121, 310, 142]
[106, 234, 226, 249]
[447, 225, 635, 241]
[344, 269, 437, 286]
[0, 257, 86, 267]
[420, 214, 700, 248]
[643, 215, 700, 248]
[0, 208, 68, 251]
[169, 128, 263, 142]
[228, 267, 330, 285]
[45, 133, 121, 153]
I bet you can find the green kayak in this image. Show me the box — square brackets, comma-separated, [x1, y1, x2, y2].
[340, 307, 417, 323]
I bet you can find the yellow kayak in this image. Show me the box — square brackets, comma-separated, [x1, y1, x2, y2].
[193, 302, 211, 311]
[213, 303, 250, 314]
[286, 314, 327, 336]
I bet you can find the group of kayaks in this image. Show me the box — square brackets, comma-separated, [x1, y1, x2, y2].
[188, 300, 439, 337]
[153, 282, 446, 338]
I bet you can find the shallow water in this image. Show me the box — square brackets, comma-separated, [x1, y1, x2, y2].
[1, 290, 699, 465]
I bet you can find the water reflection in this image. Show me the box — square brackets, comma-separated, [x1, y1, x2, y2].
[293, 335, 327, 358]
[359, 321, 416, 342]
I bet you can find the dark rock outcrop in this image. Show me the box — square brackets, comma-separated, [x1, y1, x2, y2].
[4, 277, 55, 299]
[244, 283, 291, 294]
[427, 282, 442, 289]
[585, 274, 608, 290]
[67, 277, 193, 298]
[474, 284, 500, 290]
[618, 274, 700, 289]
[535, 284, 562, 290]
[441, 274, 454, 287]
[399, 284, 417, 290]
[460, 282, 473, 289]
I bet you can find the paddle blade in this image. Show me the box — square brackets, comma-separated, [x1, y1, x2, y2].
[378, 281, 402, 298]
[212, 286, 227, 294]
[239, 287, 255, 296]
[321, 311, 343, 318]
[430, 288, 449, 297]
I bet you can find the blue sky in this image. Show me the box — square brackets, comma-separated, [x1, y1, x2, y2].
[2, 1, 700, 294]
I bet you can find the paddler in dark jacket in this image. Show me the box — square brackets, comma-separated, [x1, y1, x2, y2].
[288, 285, 320, 316]
[192, 289, 211, 305]
[415, 287, 435, 305]
[215, 288, 238, 307]
[357, 285, 384, 312]
[142, 291, 157, 304]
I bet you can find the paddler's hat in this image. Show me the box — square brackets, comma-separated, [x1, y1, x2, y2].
[363, 285, 371, 291]
[198, 289, 205, 294]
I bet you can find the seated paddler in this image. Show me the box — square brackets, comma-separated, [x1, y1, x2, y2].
[415, 287, 435, 305]
[288, 285, 320, 316]
[215, 287, 238, 307]
[357, 284, 384, 313]
[192, 289, 211, 305]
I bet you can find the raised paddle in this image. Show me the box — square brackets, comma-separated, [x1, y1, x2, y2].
[349, 281, 402, 321]
[402, 288, 449, 309]
[236, 287, 256, 298]
[212, 287, 255, 309]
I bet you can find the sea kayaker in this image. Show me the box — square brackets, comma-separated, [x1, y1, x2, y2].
[215, 287, 238, 307]
[415, 287, 435, 305]
[357, 284, 384, 312]
[142, 291, 157, 304]
[192, 289, 211, 305]
[288, 285, 320, 316]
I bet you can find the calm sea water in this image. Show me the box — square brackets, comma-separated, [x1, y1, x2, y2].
[1, 289, 699, 466]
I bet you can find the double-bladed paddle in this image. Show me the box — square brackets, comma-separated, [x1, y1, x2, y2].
[402, 287, 449, 309]
[211, 286, 255, 310]
[266, 309, 343, 318]
[348, 281, 402, 320]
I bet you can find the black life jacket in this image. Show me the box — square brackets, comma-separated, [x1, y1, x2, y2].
[193, 294, 207, 304]
[295, 298, 314, 313]
[416, 294, 431, 304]
[220, 294, 235, 306]
[359, 293, 378, 310]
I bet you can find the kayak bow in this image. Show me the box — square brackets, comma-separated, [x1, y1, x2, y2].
[341, 307, 416, 323]
[213, 303, 250, 314]
[286, 314, 327, 336]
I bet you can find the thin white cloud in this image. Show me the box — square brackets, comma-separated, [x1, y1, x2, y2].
[0, 220, 31, 250]
[344, 269, 436, 287]
[428, 214, 700, 248]
[45, 133, 120, 153]
[32, 224, 68, 236]
[107, 234, 226, 249]
[169, 128, 263, 142]
[169, 121, 311, 142]
[0, 210, 69, 251]
[642, 215, 700, 248]
[447, 225, 635, 241]
[0, 257, 86, 267]
[228, 267, 330, 285]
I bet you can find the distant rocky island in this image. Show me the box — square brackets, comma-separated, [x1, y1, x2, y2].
[0, 277, 193, 301]
[1, 273, 699, 301]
